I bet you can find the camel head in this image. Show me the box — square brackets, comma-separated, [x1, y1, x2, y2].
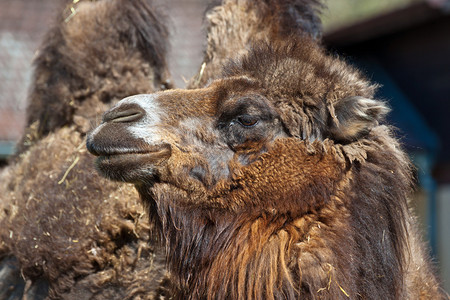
[87, 38, 388, 216]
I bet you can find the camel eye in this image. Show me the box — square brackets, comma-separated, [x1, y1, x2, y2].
[237, 115, 259, 127]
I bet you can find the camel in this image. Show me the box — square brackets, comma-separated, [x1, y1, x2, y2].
[87, 2, 447, 300]
[0, 0, 446, 298]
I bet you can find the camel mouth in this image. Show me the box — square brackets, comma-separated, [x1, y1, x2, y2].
[87, 134, 171, 157]
[98, 147, 171, 160]
[93, 144, 172, 160]
[93, 145, 172, 183]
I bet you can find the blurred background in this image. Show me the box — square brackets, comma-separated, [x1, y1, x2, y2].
[0, 0, 449, 292]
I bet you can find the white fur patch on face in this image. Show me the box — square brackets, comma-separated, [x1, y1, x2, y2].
[117, 94, 166, 145]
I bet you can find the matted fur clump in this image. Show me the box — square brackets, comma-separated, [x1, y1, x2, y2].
[0, 0, 172, 298]
[0, 128, 168, 299]
[87, 1, 447, 300]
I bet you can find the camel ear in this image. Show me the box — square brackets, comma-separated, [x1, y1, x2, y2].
[327, 96, 389, 142]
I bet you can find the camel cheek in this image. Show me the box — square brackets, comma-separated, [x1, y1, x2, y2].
[228, 139, 345, 215]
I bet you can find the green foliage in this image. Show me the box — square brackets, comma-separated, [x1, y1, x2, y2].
[322, 0, 419, 31]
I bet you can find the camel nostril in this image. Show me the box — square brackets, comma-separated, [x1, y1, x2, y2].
[103, 107, 145, 123]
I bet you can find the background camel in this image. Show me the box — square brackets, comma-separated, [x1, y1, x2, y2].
[0, 0, 172, 298]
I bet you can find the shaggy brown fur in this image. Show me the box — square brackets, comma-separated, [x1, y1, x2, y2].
[0, 0, 173, 298]
[88, 3, 447, 300]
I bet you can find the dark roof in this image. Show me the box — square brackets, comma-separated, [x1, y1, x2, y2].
[325, 0, 450, 47]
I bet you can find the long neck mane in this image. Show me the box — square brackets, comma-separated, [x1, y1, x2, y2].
[150, 201, 302, 299]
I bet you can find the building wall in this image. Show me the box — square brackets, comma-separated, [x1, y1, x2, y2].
[0, 0, 58, 157]
[158, 0, 208, 88]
